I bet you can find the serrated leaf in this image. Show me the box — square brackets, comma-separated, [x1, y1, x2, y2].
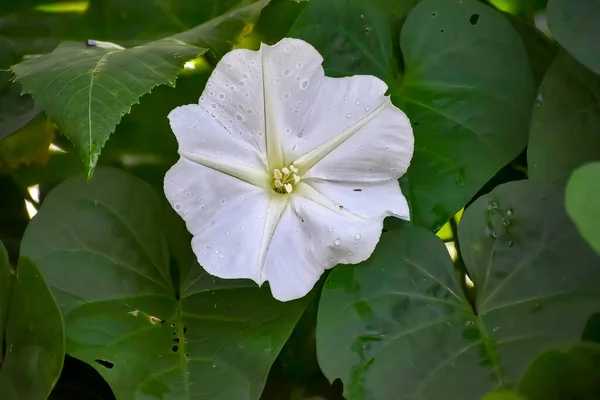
[20, 168, 311, 400]
[316, 180, 600, 400]
[0, 242, 65, 400]
[397, 0, 534, 230]
[11, 38, 204, 178]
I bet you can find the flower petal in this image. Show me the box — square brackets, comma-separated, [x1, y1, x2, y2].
[197, 48, 268, 163]
[307, 179, 410, 220]
[301, 99, 413, 182]
[260, 38, 325, 166]
[168, 104, 269, 187]
[262, 196, 382, 302]
[164, 158, 271, 282]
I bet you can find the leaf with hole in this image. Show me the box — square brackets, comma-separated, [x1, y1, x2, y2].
[20, 168, 311, 400]
[397, 0, 534, 230]
[316, 180, 600, 400]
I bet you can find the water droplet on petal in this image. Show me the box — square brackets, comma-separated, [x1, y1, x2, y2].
[346, 113, 352, 118]
[283, 68, 291, 76]
[334, 238, 341, 246]
[220, 198, 227, 205]
[300, 79, 309, 89]
[174, 203, 182, 211]
[355, 234, 362, 240]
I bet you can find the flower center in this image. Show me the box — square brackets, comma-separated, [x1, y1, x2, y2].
[272, 164, 300, 194]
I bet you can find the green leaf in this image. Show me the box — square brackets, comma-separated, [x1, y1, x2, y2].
[547, 0, 600, 76]
[482, 390, 528, 400]
[566, 162, 600, 256]
[519, 342, 600, 400]
[506, 15, 559, 88]
[288, 0, 398, 81]
[316, 180, 600, 400]
[11, 38, 203, 178]
[21, 167, 311, 400]
[86, 0, 268, 50]
[397, 0, 534, 230]
[0, 246, 65, 400]
[528, 52, 600, 185]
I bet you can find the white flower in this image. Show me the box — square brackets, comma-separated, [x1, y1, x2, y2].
[164, 38, 414, 302]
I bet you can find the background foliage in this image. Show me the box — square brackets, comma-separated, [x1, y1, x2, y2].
[0, 0, 599, 399]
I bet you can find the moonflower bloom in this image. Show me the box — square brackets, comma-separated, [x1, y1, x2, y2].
[164, 38, 414, 302]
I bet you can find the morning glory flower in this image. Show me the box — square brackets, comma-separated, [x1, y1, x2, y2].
[164, 38, 414, 301]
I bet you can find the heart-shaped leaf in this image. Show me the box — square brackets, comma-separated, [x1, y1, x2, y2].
[397, 0, 534, 230]
[316, 180, 600, 400]
[20, 168, 311, 400]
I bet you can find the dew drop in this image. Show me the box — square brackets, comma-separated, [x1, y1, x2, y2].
[300, 79, 309, 89]
[210, 103, 217, 109]
[246, 108, 253, 115]
[242, 73, 250, 79]
[220, 198, 227, 205]
[214, 249, 220, 254]
[285, 127, 291, 135]
[236, 114, 244, 121]
[283, 68, 291, 76]
[365, 106, 370, 111]
[174, 203, 182, 211]
[346, 113, 352, 118]
[296, 62, 303, 68]
[355, 234, 362, 240]
[334, 238, 341, 246]
[283, 93, 291, 100]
